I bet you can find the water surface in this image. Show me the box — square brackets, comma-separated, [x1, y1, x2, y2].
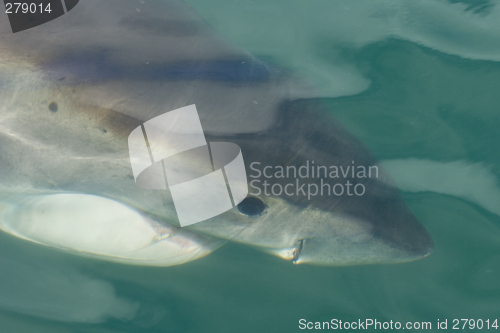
[1, 0, 499, 331]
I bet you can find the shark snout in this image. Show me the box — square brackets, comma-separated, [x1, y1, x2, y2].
[290, 196, 433, 266]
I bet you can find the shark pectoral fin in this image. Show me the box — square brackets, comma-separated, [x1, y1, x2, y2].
[0, 193, 224, 266]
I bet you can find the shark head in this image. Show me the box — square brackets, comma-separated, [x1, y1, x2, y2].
[190, 99, 434, 266]
[0, 0, 433, 266]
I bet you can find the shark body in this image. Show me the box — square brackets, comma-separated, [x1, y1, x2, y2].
[0, 0, 433, 266]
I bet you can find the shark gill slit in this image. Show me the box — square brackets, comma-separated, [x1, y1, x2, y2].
[141, 124, 169, 189]
[207, 142, 215, 172]
[140, 124, 154, 164]
[221, 167, 235, 207]
[207, 143, 235, 207]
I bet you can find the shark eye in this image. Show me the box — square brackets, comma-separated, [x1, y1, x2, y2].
[237, 197, 266, 216]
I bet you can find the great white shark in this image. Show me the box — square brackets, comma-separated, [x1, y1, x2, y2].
[0, 0, 433, 266]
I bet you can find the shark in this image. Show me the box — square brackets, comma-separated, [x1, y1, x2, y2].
[0, 0, 433, 266]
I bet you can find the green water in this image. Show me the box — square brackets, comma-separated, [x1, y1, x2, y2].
[2, 0, 500, 332]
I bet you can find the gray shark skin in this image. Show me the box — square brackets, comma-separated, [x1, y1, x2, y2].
[0, 0, 433, 266]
